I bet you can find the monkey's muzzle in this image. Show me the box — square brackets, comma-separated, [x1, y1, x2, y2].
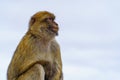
[48, 24, 59, 35]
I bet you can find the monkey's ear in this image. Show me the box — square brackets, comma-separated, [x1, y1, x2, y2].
[29, 17, 36, 26]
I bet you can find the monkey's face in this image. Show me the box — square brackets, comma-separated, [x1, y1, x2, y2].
[29, 11, 59, 38]
[40, 16, 59, 36]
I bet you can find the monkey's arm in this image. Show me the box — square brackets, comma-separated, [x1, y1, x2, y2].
[17, 64, 45, 80]
[51, 40, 63, 80]
[7, 36, 36, 80]
[55, 47, 63, 80]
[7, 47, 23, 80]
[7, 47, 28, 80]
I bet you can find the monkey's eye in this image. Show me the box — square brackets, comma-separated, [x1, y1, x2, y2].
[48, 18, 54, 21]
[45, 18, 54, 22]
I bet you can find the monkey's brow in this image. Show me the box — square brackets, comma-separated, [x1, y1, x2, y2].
[45, 14, 55, 19]
[47, 15, 55, 19]
[40, 15, 54, 20]
[48, 17, 55, 20]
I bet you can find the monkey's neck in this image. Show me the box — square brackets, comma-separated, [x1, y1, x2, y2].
[26, 31, 54, 46]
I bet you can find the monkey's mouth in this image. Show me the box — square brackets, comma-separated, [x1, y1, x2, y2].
[48, 26, 59, 35]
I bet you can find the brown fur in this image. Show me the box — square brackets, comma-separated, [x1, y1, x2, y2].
[7, 11, 63, 80]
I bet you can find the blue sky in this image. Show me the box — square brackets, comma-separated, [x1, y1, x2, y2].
[0, 0, 120, 80]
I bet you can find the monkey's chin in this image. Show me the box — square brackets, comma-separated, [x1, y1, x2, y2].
[51, 31, 58, 36]
[55, 32, 58, 36]
[52, 30, 58, 36]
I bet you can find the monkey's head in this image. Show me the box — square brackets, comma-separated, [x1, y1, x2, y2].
[28, 11, 59, 39]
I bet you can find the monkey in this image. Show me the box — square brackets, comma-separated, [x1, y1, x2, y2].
[7, 11, 63, 80]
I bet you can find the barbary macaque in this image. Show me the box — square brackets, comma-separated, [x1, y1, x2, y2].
[7, 11, 63, 80]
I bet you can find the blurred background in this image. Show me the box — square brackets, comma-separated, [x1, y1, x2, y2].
[0, 0, 120, 80]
